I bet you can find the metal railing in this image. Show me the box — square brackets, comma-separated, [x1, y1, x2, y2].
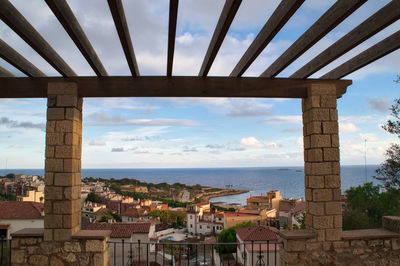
[0, 237, 11, 266]
[108, 240, 280, 266]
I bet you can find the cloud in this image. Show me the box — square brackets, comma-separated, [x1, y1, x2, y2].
[122, 136, 151, 142]
[226, 100, 272, 117]
[240, 137, 280, 149]
[205, 144, 225, 149]
[340, 123, 359, 133]
[263, 116, 302, 125]
[227, 146, 246, 151]
[88, 112, 199, 127]
[367, 96, 390, 113]
[0, 117, 45, 131]
[89, 140, 106, 146]
[183, 146, 198, 152]
[111, 147, 125, 152]
[360, 134, 378, 142]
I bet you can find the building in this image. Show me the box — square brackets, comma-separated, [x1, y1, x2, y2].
[186, 202, 211, 235]
[0, 201, 44, 239]
[235, 226, 279, 266]
[246, 190, 282, 210]
[16, 189, 44, 203]
[278, 199, 306, 228]
[224, 208, 276, 229]
[121, 207, 151, 222]
[81, 202, 109, 222]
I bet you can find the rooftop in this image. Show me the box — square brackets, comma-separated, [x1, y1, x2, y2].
[0, 201, 44, 219]
[87, 222, 151, 238]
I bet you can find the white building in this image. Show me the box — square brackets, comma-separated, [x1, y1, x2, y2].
[0, 201, 44, 239]
[186, 203, 224, 235]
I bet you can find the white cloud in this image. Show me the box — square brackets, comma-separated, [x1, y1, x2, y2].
[360, 134, 378, 142]
[367, 96, 390, 113]
[89, 141, 106, 146]
[340, 123, 359, 133]
[240, 137, 279, 149]
[263, 116, 302, 125]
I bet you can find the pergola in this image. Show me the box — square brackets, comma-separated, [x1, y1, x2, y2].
[1, 0, 400, 265]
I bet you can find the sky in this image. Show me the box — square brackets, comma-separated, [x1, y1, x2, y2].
[0, 0, 399, 169]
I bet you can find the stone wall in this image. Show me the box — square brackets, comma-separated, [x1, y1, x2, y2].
[279, 216, 400, 265]
[11, 229, 110, 266]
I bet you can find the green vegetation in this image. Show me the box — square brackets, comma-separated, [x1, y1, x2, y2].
[293, 213, 306, 230]
[150, 209, 185, 227]
[216, 221, 252, 255]
[99, 211, 121, 222]
[0, 193, 16, 201]
[343, 183, 400, 230]
[85, 192, 102, 203]
[211, 204, 236, 212]
[0, 240, 11, 265]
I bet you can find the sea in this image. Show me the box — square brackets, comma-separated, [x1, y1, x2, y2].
[0, 165, 379, 205]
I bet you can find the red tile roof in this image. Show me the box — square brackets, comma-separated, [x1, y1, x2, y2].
[290, 202, 306, 215]
[122, 208, 149, 218]
[224, 212, 258, 217]
[87, 222, 151, 238]
[0, 202, 44, 219]
[235, 226, 278, 242]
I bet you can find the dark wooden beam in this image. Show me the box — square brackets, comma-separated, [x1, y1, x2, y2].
[0, 76, 351, 99]
[107, 0, 140, 77]
[0, 66, 15, 77]
[199, 0, 242, 77]
[45, 0, 108, 77]
[167, 0, 179, 77]
[230, 0, 304, 77]
[261, 0, 366, 78]
[0, 39, 46, 77]
[291, 1, 400, 78]
[0, 0, 76, 77]
[321, 30, 400, 80]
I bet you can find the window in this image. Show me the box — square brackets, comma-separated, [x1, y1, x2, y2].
[207, 226, 210, 229]
[190, 215, 193, 219]
[199, 225, 202, 229]
[190, 224, 193, 228]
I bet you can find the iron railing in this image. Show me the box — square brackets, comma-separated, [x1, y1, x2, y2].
[0, 237, 11, 266]
[108, 240, 280, 266]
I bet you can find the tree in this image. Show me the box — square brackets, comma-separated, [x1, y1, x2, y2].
[216, 221, 252, 255]
[85, 192, 102, 203]
[374, 98, 400, 189]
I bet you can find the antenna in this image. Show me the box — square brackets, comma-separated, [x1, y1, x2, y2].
[364, 139, 367, 183]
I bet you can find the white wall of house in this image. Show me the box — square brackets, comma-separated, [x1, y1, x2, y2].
[186, 213, 198, 235]
[0, 219, 43, 239]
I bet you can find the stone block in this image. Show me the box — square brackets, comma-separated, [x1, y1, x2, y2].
[331, 134, 339, 147]
[303, 95, 321, 110]
[65, 133, 79, 145]
[393, 239, 400, 250]
[45, 186, 63, 200]
[48, 82, 78, 95]
[307, 149, 323, 162]
[44, 214, 63, 229]
[55, 145, 74, 159]
[64, 241, 81, 252]
[64, 186, 81, 200]
[331, 162, 340, 174]
[334, 215, 343, 228]
[325, 175, 340, 188]
[310, 162, 332, 175]
[61, 252, 77, 263]
[332, 189, 341, 201]
[54, 229, 72, 241]
[65, 108, 81, 121]
[308, 84, 336, 96]
[320, 95, 337, 108]
[315, 229, 325, 241]
[305, 188, 312, 201]
[322, 121, 338, 134]
[11, 238, 19, 248]
[27, 246, 39, 254]
[86, 240, 106, 252]
[309, 108, 330, 121]
[57, 94, 78, 107]
[63, 159, 80, 173]
[310, 135, 331, 148]
[305, 162, 312, 175]
[382, 216, 400, 233]
[54, 172, 74, 186]
[286, 240, 305, 252]
[306, 213, 313, 227]
[325, 202, 342, 215]
[284, 252, 299, 264]
[313, 189, 333, 202]
[333, 241, 349, 248]
[49, 256, 64, 266]
[45, 172, 54, 186]
[56, 120, 74, 133]
[313, 215, 333, 229]
[63, 213, 80, 228]
[43, 229, 53, 241]
[367, 240, 383, 247]
[45, 158, 63, 172]
[11, 249, 26, 264]
[29, 255, 48, 265]
[46, 133, 64, 146]
[330, 109, 338, 121]
[46, 121, 56, 133]
[47, 108, 65, 120]
[308, 202, 324, 215]
[48, 95, 57, 107]
[326, 228, 342, 241]
[53, 201, 73, 214]
[308, 175, 324, 188]
[46, 145, 55, 159]
[350, 240, 366, 247]
[306, 121, 322, 135]
[323, 241, 332, 251]
[306, 242, 322, 251]
[44, 200, 52, 214]
[303, 136, 311, 149]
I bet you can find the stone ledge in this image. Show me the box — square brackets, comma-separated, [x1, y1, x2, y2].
[11, 228, 44, 237]
[72, 230, 111, 240]
[342, 228, 400, 240]
[279, 229, 317, 240]
[383, 216, 400, 233]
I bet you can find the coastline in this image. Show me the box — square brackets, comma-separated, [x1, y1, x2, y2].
[198, 188, 250, 202]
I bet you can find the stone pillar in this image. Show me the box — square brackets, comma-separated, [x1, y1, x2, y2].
[44, 82, 82, 241]
[302, 84, 342, 242]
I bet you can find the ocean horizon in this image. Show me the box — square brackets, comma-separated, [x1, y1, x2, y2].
[0, 165, 380, 205]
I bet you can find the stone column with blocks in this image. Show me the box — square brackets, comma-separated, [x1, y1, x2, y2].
[302, 84, 342, 242]
[44, 82, 82, 241]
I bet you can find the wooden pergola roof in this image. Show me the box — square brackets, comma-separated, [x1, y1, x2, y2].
[0, 0, 399, 98]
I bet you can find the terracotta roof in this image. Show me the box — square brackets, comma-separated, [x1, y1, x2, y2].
[94, 207, 110, 215]
[235, 226, 278, 242]
[122, 208, 149, 218]
[224, 212, 258, 217]
[0, 202, 44, 219]
[290, 202, 306, 215]
[87, 222, 151, 238]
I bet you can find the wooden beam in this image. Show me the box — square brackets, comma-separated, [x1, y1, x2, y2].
[0, 66, 15, 77]
[0, 39, 46, 77]
[107, 0, 140, 77]
[45, 0, 108, 77]
[321, 30, 400, 80]
[291, 1, 400, 78]
[199, 0, 242, 77]
[261, 0, 366, 78]
[0, 76, 351, 99]
[167, 0, 179, 76]
[0, 0, 76, 77]
[230, 0, 304, 77]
